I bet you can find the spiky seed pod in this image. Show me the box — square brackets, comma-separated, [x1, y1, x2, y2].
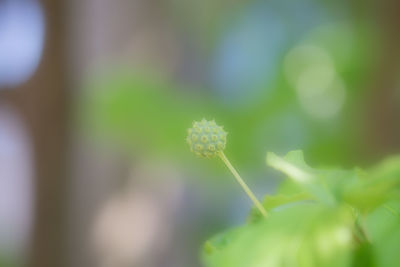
[186, 119, 227, 158]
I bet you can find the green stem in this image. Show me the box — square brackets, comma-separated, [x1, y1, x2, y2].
[218, 151, 267, 217]
[384, 204, 399, 216]
[354, 217, 370, 244]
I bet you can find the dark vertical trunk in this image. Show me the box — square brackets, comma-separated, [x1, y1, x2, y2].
[365, 0, 400, 161]
[21, 0, 69, 266]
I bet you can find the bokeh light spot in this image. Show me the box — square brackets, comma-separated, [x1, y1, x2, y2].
[0, 0, 45, 87]
[285, 44, 346, 119]
[298, 77, 346, 119]
[284, 44, 334, 87]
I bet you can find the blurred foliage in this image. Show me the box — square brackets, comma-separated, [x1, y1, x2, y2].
[77, 0, 400, 266]
[203, 150, 400, 267]
[0, 254, 18, 267]
[80, 19, 379, 170]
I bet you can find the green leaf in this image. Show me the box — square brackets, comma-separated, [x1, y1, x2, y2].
[364, 201, 400, 267]
[267, 151, 400, 212]
[247, 192, 313, 223]
[203, 204, 355, 267]
[266, 151, 314, 183]
[343, 156, 400, 212]
[276, 179, 305, 194]
[204, 151, 400, 267]
[203, 226, 249, 265]
[266, 151, 337, 205]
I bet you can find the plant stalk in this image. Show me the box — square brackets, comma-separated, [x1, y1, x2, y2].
[218, 151, 267, 217]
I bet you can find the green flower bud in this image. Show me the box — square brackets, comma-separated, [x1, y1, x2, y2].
[186, 118, 227, 158]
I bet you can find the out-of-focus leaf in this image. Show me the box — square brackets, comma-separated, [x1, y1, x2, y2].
[203, 226, 247, 259]
[364, 200, 400, 267]
[266, 151, 337, 205]
[267, 151, 400, 212]
[247, 192, 312, 223]
[203, 204, 355, 267]
[351, 242, 376, 267]
[205, 151, 400, 267]
[343, 156, 400, 212]
[267, 150, 314, 183]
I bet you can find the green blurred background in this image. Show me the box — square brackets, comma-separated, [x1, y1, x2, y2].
[0, 0, 399, 266]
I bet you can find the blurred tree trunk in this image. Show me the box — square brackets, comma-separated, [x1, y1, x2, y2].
[0, 0, 71, 266]
[366, 0, 400, 160]
[26, 0, 69, 265]
[26, 0, 70, 265]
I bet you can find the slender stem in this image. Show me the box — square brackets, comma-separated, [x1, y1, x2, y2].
[353, 222, 367, 244]
[384, 204, 399, 216]
[218, 151, 267, 217]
